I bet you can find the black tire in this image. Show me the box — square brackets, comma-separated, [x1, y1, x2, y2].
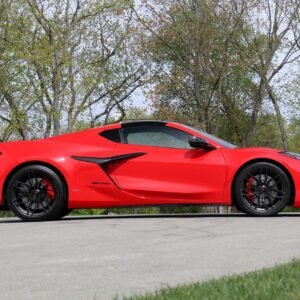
[233, 162, 291, 216]
[6, 165, 67, 221]
[57, 208, 72, 219]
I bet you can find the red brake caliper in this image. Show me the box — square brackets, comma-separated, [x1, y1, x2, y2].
[245, 177, 255, 202]
[42, 178, 55, 202]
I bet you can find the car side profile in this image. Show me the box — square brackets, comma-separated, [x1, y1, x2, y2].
[0, 120, 299, 221]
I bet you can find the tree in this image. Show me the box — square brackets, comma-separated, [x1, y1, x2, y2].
[0, 0, 33, 140]
[135, 0, 265, 145]
[136, 0, 248, 134]
[232, 0, 300, 149]
[137, 0, 300, 150]
[0, 0, 150, 139]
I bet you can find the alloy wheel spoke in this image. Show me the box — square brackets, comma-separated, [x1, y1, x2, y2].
[15, 181, 30, 190]
[242, 167, 285, 212]
[266, 175, 281, 185]
[13, 195, 28, 203]
[41, 195, 51, 211]
[269, 187, 284, 194]
[12, 171, 56, 217]
[259, 168, 263, 183]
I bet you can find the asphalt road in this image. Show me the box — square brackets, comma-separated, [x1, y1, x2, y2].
[1, 214, 300, 300]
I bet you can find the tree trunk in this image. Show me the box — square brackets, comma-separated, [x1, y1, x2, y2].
[243, 79, 264, 147]
[264, 80, 288, 150]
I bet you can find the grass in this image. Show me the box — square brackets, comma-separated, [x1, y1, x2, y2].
[0, 211, 14, 218]
[127, 260, 300, 300]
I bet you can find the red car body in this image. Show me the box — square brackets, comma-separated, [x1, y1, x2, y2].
[0, 121, 300, 210]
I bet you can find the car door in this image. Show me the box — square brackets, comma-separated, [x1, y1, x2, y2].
[106, 124, 226, 205]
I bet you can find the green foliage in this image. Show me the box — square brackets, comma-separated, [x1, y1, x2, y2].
[288, 118, 300, 153]
[124, 107, 150, 121]
[283, 206, 300, 212]
[127, 260, 300, 300]
[249, 114, 283, 149]
[158, 206, 203, 214]
[0, 211, 14, 218]
[142, 0, 258, 138]
[104, 206, 203, 214]
[0, 0, 299, 149]
[69, 206, 202, 216]
[73, 121, 92, 132]
[0, 0, 147, 139]
[70, 209, 105, 216]
[140, 0, 300, 150]
[104, 207, 160, 215]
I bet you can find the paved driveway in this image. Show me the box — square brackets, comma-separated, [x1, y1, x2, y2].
[0, 214, 300, 299]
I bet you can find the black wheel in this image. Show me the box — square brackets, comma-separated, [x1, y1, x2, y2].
[233, 162, 291, 216]
[6, 165, 67, 221]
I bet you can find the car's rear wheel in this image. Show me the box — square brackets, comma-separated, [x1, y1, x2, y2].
[6, 165, 67, 221]
[57, 208, 72, 219]
[233, 162, 291, 216]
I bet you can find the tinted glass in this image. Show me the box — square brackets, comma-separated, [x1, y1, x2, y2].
[100, 129, 121, 143]
[122, 126, 192, 149]
[182, 125, 237, 148]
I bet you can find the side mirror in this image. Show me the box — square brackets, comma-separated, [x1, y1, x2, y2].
[189, 136, 216, 151]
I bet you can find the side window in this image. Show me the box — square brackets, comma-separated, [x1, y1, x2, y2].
[122, 126, 192, 149]
[100, 129, 121, 143]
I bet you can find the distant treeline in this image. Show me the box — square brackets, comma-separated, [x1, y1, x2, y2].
[0, 0, 299, 150]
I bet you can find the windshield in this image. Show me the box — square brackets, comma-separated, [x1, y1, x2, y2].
[183, 125, 237, 149]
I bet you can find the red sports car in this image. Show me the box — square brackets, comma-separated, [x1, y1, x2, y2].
[0, 120, 299, 221]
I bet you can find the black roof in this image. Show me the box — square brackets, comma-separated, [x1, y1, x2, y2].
[121, 120, 167, 128]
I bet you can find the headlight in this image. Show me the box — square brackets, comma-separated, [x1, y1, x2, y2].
[281, 151, 300, 160]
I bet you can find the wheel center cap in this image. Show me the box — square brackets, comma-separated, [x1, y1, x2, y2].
[258, 185, 267, 194]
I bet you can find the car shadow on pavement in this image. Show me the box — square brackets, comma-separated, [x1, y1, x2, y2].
[1, 213, 300, 223]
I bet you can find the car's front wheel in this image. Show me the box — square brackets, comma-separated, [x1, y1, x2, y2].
[6, 165, 67, 221]
[233, 162, 292, 216]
